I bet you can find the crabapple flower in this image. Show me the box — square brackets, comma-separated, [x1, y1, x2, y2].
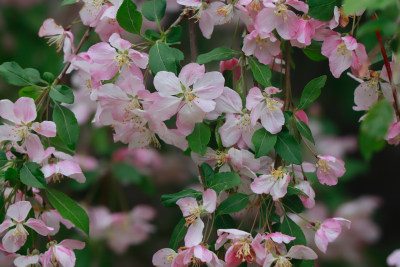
[39, 18, 75, 62]
[246, 86, 284, 134]
[87, 33, 148, 82]
[321, 34, 368, 78]
[254, 0, 308, 40]
[242, 30, 281, 65]
[173, 244, 225, 267]
[176, 189, 217, 247]
[79, 0, 106, 26]
[315, 155, 345, 186]
[216, 229, 262, 266]
[387, 122, 400, 145]
[388, 249, 400, 267]
[0, 201, 53, 253]
[220, 58, 241, 81]
[263, 245, 318, 267]
[250, 167, 290, 201]
[0, 97, 56, 143]
[152, 63, 224, 135]
[41, 239, 85, 267]
[314, 217, 351, 253]
[152, 248, 178, 267]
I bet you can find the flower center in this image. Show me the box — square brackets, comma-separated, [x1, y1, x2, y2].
[249, 0, 262, 12]
[11, 125, 29, 139]
[275, 256, 292, 267]
[209, 150, 228, 168]
[114, 52, 131, 69]
[316, 159, 331, 174]
[185, 206, 202, 227]
[46, 34, 66, 52]
[274, 4, 288, 22]
[336, 42, 352, 57]
[235, 241, 255, 262]
[217, 4, 233, 20]
[266, 97, 281, 111]
[236, 113, 253, 133]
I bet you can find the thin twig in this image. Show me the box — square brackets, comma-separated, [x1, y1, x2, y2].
[188, 16, 198, 62]
[372, 14, 400, 118]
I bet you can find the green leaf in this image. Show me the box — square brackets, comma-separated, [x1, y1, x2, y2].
[216, 193, 249, 215]
[169, 218, 188, 250]
[117, 0, 143, 35]
[296, 120, 315, 144]
[0, 62, 40, 86]
[252, 128, 277, 158]
[298, 75, 327, 110]
[308, 0, 340, 21]
[42, 72, 55, 83]
[281, 195, 305, 213]
[280, 215, 306, 246]
[145, 29, 162, 41]
[19, 86, 42, 99]
[0, 151, 8, 168]
[20, 162, 47, 189]
[166, 26, 183, 43]
[161, 189, 202, 207]
[275, 131, 303, 165]
[196, 47, 238, 64]
[52, 103, 79, 150]
[171, 47, 184, 63]
[187, 123, 211, 155]
[142, 0, 166, 22]
[5, 168, 18, 182]
[287, 186, 308, 197]
[343, 0, 396, 14]
[61, 0, 78, 6]
[50, 85, 74, 104]
[46, 188, 90, 235]
[208, 172, 241, 194]
[112, 162, 142, 184]
[303, 41, 326, 62]
[248, 56, 272, 87]
[201, 163, 214, 187]
[359, 100, 393, 159]
[149, 42, 177, 75]
[215, 214, 236, 229]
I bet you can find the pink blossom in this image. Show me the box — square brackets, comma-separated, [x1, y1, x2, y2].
[220, 58, 241, 81]
[40, 210, 74, 236]
[242, 30, 281, 65]
[246, 86, 284, 134]
[387, 122, 400, 145]
[321, 34, 368, 78]
[0, 201, 53, 253]
[314, 217, 351, 253]
[263, 245, 317, 267]
[388, 249, 400, 267]
[315, 155, 345, 186]
[93, 0, 125, 41]
[295, 180, 316, 208]
[250, 168, 290, 201]
[176, 189, 217, 247]
[87, 33, 148, 82]
[262, 232, 295, 244]
[41, 239, 85, 267]
[79, 0, 106, 26]
[216, 229, 262, 266]
[152, 63, 224, 135]
[173, 245, 224, 267]
[39, 18, 75, 62]
[0, 97, 56, 143]
[254, 0, 306, 40]
[152, 248, 177, 267]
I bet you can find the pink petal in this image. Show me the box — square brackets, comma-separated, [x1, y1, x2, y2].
[286, 245, 318, 260]
[314, 229, 328, 253]
[109, 33, 131, 51]
[387, 249, 400, 266]
[179, 63, 205, 88]
[154, 71, 182, 97]
[152, 248, 177, 267]
[14, 255, 40, 267]
[38, 18, 64, 37]
[57, 160, 85, 183]
[202, 189, 217, 213]
[263, 232, 295, 244]
[193, 72, 224, 99]
[31, 121, 57, 137]
[0, 99, 17, 123]
[328, 47, 353, 78]
[2, 227, 27, 253]
[184, 218, 204, 247]
[7, 201, 31, 222]
[342, 36, 358, 50]
[176, 197, 199, 217]
[199, 10, 214, 39]
[261, 109, 284, 134]
[59, 239, 86, 250]
[219, 116, 242, 148]
[25, 134, 46, 163]
[194, 98, 216, 112]
[250, 175, 274, 194]
[0, 219, 14, 234]
[14, 97, 36, 123]
[246, 87, 263, 110]
[25, 218, 53, 236]
[193, 245, 213, 263]
[215, 87, 243, 114]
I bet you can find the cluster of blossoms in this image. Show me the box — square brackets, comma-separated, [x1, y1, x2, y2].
[0, 0, 398, 266]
